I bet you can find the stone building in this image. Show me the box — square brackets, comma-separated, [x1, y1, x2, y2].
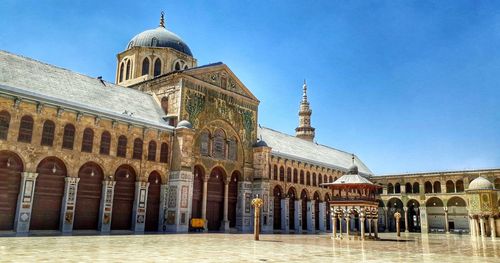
[0, 13, 498, 236]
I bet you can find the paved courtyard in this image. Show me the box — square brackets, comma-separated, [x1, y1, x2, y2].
[0, 232, 498, 262]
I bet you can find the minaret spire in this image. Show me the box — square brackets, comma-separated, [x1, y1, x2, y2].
[159, 11, 165, 28]
[295, 80, 315, 141]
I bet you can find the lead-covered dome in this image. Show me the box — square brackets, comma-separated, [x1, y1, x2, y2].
[126, 13, 193, 56]
[468, 176, 494, 191]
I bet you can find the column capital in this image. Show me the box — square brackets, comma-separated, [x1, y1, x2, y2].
[65, 177, 80, 183]
[403, 207, 408, 212]
[103, 180, 116, 187]
[21, 172, 38, 180]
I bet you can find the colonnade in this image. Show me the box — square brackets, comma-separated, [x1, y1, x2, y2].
[469, 215, 499, 238]
[331, 206, 379, 240]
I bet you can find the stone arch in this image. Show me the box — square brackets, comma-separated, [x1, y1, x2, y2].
[145, 171, 162, 231]
[405, 182, 412, 193]
[387, 197, 404, 232]
[191, 165, 205, 219]
[287, 187, 297, 230]
[406, 199, 420, 232]
[424, 181, 433, 193]
[300, 189, 309, 230]
[111, 164, 137, 230]
[206, 166, 225, 230]
[394, 183, 401, 193]
[387, 183, 394, 194]
[74, 161, 104, 230]
[446, 180, 455, 193]
[413, 182, 420, 193]
[426, 197, 445, 231]
[0, 151, 23, 230]
[228, 170, 240, 228]
[31, 156, 67, 230]
[433, 181, 441, 193]
[273, 185, 283, 230]
[313, 191, 320, 230]
[456, 180, 464, 192]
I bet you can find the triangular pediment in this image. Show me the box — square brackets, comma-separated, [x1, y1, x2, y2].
[183, 63, 259, 102]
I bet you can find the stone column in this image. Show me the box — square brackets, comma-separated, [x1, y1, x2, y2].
[307, 200, 315, 233]
[345, 214, 350, 238]
[403, 207, 409, 233]
[281, 197, 289, 233]
[60, 177, 80, 233]
[132, 181, 149, 232]
[419, 206, 429, 233]
[384, 207, 389, 232]
[201, 177, 208, 223]
[479, 216, 486, 237]
[367, 217, 372, 237]
[360, 214, 366, 240]
[374, 218, 379, 238]
[332, 212, 337, 237]
[98, 179, 116, 232]
[318, 202, 326, 232]
[475, 217, 481, 237]
[489, 216, 496, 238]
[444, 207, 449, 234]
[295, 200, 302, 234]
[159, 184, 168, 231]
[222, 181, 230, 232]
[14, 172, 38, 233]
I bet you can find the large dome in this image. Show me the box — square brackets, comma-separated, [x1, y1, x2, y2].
[127, 26, 193, 57]
[468, 176, 494, 191]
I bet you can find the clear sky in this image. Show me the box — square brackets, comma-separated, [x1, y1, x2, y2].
[1, 0, 499, 175]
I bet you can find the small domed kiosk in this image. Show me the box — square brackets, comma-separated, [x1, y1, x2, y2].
[466, 176, 498, 238]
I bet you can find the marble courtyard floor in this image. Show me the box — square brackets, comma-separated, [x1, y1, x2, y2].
[0, 232, 498, 262]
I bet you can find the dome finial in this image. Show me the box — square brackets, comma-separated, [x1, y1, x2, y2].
[159, 11, 165, 28]
[302, 79, 308, 102]
[352, 154, 355, 164]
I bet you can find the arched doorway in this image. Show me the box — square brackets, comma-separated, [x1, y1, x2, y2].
[273, 185, 282, 230]
[111, 165, 136, 230]
[426, 197, 444, 231]
[447, 196, 467, 231]
[287, 187, 296, 231]
[228, 171, 239, 228]
[313, 192, 320, 230]
[74, 162, 103, 230]
[145, 171, 161, 231]
[387, 198, 404, 232]
[31, 157, 67, 230]
[300, 189, 308, 230]
[325, 193, 331, 231]
[407, 199, 420, 232]
[191, 165, 204, 219]
[207, 167, 224, 231]
[0, 151, 23, 230]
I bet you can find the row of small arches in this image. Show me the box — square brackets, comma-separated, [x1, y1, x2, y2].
[271, 165, 337, 188]
[387, 180, 466, 194]
[118, 57, 189, 82]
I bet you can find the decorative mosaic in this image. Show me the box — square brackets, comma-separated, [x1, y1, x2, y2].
[180, 186, 188, 208]
[168, 186, 177, 208]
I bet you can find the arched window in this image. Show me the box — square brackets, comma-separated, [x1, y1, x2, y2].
[99, 131, 111, 155]
[161, 96, 168, 114]
[160, 143, 169, 163]
[405, 183, 412, 193]
[40, 120, 55, 146]
[200, 131, 209, 156]
[312, 173, 317, 186]
[293, 169, 298, 183]
[318, 173, 323, 186]
[329, 176, 333, 183]
[154, 58, 161, 77]
[413, 182, 420, 193]
[81, 128, 94, 153]
[148, 141, 157, 161]
[395, 183, 401, 193]
[133, 138, 143, 160]
[279, 166, 284, 181]
[125, 60, 131, 80]
[228, 137, 237, 161]
[446, 180, 455, 193]
[212, 129, 225, 159]
[18, 115, 34, 143]
[119, 62, 124, 82]
[142, 57, 150, 76]
[433, 181, 441, 193]
[456, 180, 465, 192]
[62, 124, 75, 149]
[184, 65, 189, 70]
[286, 168, 291, 182]
[175, 62, 181, 71]
[424, 181, 432, 193]
[300, 170, 304, 184]
[306, 172, 311, 185]
[0, 111, 10, 140]
[387, 183, 394, 194]
[273, 165, 278, 180]
[117, 135, 127, 157]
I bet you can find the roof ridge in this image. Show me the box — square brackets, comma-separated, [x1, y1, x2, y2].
[377, 167, 500, 177]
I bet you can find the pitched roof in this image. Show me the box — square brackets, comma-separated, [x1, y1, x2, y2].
[0, 50, 172, 130]
[258, 126, 373, 176]
[327, 174, 374, 185]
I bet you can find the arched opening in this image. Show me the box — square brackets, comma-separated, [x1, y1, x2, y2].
[312, 173, 317, 186]
[273, 165, 278, 180]
[99, 131, 111, 155]
[494, 178, 500, 190]
[18, 115, 34, 143]
[111, 165, 136, 230]
[117, 135, 127, 157]
[153, 58, 161, 77]
[325, 194, 331, 230]
[405, 183, 412, 194]
[287, 187, 296, 231]
[273, 185, 282, 230]
[394, 183, 401, 193]
[191, 165, 204, 220]
[426, 197, 444, 231]
[132, 138, 143, 160]
[0, 151, 23, 230]
[62, 124, 75, 150]
[387, 198, 404, 232]
[147, 141, 157, 161]
[286, 168, 291, 182]
[299, 170, 304, 184]
[293, 169, 298, 183]
[0, 111, 10, 140]
[41, 120, 55, 146]
[387, 183, 394, 194]
[125, 60, 131, 80]
[175, 62, 181, 71]
[74, 162, 103, 230]
[81, 128, 94, 153]
[447, 196, 468, 232]
[142, 57, 150, 76]
[145, 171, 161, 231]
[212, 129, 226, 159]
[228, 171, 239, 228]
[433, 181, 441, 193]
[306, 172, 311, 185]
[159, 143, 169, 163]
[456, 180, 465, 192]
[31, 157, 67, 230]
[446, 180, 455, 193]
[119, 62, 124, 82]
[207, 167, 224, 231]
[161, 97, 168, 115]
[407, 199, 420, 232]
[313, 192, 320, 230]
[279, 166, 284, 181]
[413, 182, 420, 193]
[424, 181, 432, 193]
[300, 189, 308, 230]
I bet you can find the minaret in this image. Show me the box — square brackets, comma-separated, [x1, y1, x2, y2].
[295, 80, 315, 141]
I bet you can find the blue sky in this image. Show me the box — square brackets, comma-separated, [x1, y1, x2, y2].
[1, 0, 499, 174]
